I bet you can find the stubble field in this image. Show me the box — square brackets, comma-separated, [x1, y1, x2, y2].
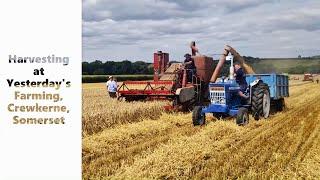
[82, 80, 320, 179]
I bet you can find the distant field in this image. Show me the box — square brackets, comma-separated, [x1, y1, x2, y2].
[252, 58, 320, 74]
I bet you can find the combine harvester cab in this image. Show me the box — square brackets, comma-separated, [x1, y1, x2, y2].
[117, 51, 215, 111]
[193, 46, 289, 126]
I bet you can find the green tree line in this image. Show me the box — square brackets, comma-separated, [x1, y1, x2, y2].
[83, 57, 320, 75]
[82, 60, 153, 75]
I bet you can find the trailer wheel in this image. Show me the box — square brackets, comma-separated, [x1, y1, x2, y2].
[251, 82, 270, 120]
[236, 107, 249, 126]
[275, 98, 285, 112]
[192, 106, 205, 126]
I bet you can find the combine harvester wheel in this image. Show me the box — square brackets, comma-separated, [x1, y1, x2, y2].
[192, 106, 205, 126]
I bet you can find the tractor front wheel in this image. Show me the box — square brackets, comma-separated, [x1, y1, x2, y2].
[236, 107, 249, 126]
[192, 106, 205, 126]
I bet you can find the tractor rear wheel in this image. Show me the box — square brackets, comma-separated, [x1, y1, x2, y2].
[236, 107, 249, 126]
[251, 82, 270, 120]
[192, 106, 205, 126]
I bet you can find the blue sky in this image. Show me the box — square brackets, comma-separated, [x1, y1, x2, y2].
[83, 0, 320, 62]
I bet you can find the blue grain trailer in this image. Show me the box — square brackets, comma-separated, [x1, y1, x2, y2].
[246, 74, 289, 101]
[192, 73, 289, 126]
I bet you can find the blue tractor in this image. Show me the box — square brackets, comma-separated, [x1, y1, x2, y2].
[192, 54, 289, 126]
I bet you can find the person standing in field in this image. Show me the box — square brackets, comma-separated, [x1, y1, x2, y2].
[106, 76, 117, 98]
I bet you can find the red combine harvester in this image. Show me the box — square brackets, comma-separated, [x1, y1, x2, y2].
[117, 49, 215, 111]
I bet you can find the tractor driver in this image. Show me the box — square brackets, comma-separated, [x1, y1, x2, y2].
[234, 61, 249, 99]
[184, 53, 196, 83]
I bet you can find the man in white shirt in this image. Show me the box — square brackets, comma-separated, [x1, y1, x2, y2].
[106, 76, 117, 98]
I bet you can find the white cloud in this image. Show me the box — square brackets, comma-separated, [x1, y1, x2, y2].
[83, 0, 320, 61]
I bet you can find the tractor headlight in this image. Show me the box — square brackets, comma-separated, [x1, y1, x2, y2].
[220, 98, 226, 104]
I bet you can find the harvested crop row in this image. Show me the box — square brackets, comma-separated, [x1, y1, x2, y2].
[280, 113, 320, 178]
[82, 82, 320, 179]
[82, 88, 165, 136]
[82, 113, 203, 179]
[113, 120, 243, 179]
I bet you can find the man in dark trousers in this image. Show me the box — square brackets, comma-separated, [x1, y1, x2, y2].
[234, 61, 249, 99]
[183, 53, 196, 83]
[106, 76, 118, 98]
